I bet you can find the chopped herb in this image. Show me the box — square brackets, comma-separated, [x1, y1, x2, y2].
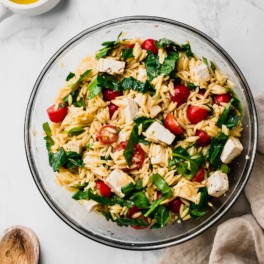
[68, 69, 92, 88]
[220, 164, 231, 174]
[87, 188, 113, 205]
[66, 72, 75, 82]
[112, 195, 135, 209]
[63, 89, 79, 104]
[85, 143, 94, 149]
[72, 190, 88, 200]
[157, 52, 179, 76]
[133, 116, 154, 131]
[121, 47, 134, 59]
[202, 57, 208, 66]
[151, 205, 170, 228]
[121, 77, 155, 95]
[58, 103, 66, 109]
[210, 61, 217, 72]
[133, 192, 150, 209]
[72, 97, 86, 110]
[149, 174, 172, 198]
[63, 127, 85, 137]
[190, 187, 208, 219]
[121, 181, 144, 197]
[187, 83, 197, 90]
[145, 51, 160, 81]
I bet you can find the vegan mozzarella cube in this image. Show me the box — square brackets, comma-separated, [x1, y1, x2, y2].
[206, 171, 229, 197]
[64, 141, 82, 153]
[123, 97, 139, 122]
[194, 63, 210, 82]
[98, 58, 125, 75]
[149, 105, 161, 118]
[137, 67, 147, 82]
[105, 169, 134, 198]
[146, 121, 176, 145]
[220, 136, 243, 164]
[82, 200, 99, 213]
[150, 144, 166, 165]
[134, 93, 146, 108]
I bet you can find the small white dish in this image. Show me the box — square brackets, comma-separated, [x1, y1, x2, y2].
[0, 0, 60, 22]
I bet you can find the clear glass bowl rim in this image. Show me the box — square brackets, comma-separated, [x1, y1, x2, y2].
[24, 16, 258, 250]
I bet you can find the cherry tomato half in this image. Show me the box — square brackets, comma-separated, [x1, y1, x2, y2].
[168, 198, 183, 214]
[103, 88, 122, 101]
[170, 85, 190, 107]
[187, 106, 209, 124]
[97, 125, 118, 144]
[142, 39, 158, 54]
[127, 206, 150, 230]
[199, 89, 206, 97]
[108, 103, 119, 119]
[195, 130, 211, 147]
[96, 181, 112, 198]
[192, 168, 204, 182]
[164, 113, 184, 135]
[214, 93, 232, 105]
[157, 191, 162, 200]
[124, 44, 135, 49]
[47, 103, 68, 123]
[115, 141, 145, 171]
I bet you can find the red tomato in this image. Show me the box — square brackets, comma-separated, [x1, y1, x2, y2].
[192, 168, 204, 182]
[214, 93, 232, 105]
[108, 103, 119, 118]
[195, 130, 211, 147]
[97, 125, 118, 144]
[199, 89, 206, 97]
[96, 181, 111, 198]
[187, 106, 209, 124]
[164, 113, 184, 135]
[168, 198, 183, 214]
[115, 141, 145, 171]
[170, 85, 190, 107]
[47, 103, 68, 123]
[127, 206, 150, 230]
[157, 191, 162, 200]
[142, 39, 158, 54]
[124, 44, 135, 49]
[103, 88, 122, 101]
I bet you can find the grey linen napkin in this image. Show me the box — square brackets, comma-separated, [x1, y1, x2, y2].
[159, 93, 264, 264]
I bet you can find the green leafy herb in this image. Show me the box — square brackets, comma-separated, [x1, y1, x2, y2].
[121, 77, 155, 94]
[121, 47, 134, 59]
[72, 97, 86, 110]
[176, 43, 194, 58]
[133, 116, 154, 131]
[85, 143, 94, 149]
[157, 52, 179, 76]
[149, 174, 173, 198]
[203, 57, 208, 66]
[121, 181, 144, 197]
[63, 127, 85, 137]
[145, 51, 160, 81]
[66, 72, 75, 82]
[133, 192, 150, 209]
[43, 122, 52, 137]
[43, 122, 54, 165]
[112, 195, 135, 209]
[206, 133, 229, 167]
[68, 69, 92, 88]
[57, 103, 66, 109]
[187, 83, 197, 90]
[87, 188, 113, 205]
[123, 125, 139, 166]
[72, 183, 88, 189]
[151, 205, 170, 229]
[51, 147, 68, 172]
[190, 187, 208, 219]
[72, 190, 88, 200]
[220, 164, 231, 174]
[210, 61, 217, 72]
[98, 210, 112, 221]
[87, 76, 103, 100]
[63, 89, 79, 104]
[138, 139, 151, 146]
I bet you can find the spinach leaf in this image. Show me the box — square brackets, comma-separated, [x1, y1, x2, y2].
[63, 89, 79, 104]
[203, 57, 208, 66]
[43, 122, 54, 166]
[121, 47, 134, 59]
[87, 77, 103, 100]
[145, 51, 160, 81]
[112, 195, 135, 209]
[135, 180, 144, 191]
[63, 127, 85, 137]
[87, 188, 113, 205]
[149, 173, 173, 198]
[72, 97, 86, 110]
[151, 205, 170, 228]
[190, 209, 208, 219]
[187, 83, 197, 90]
[51, 147, 68, 172]
[121, 77, 155, 94]
[133, 192, 150, 209]
[206, 133, 229, 167]
[97, 73, 121, 91]
[155, 38, 178, 49]
[220, 164, 231, 174]
[138, 139, 151, 146]
[98, 210, 112, 221]
[68, 69, 92, 88]
[210, 61, 217, 73]
[121, 182, 135, 197]
[216, 98, 236, 127]
[72, 183, 88, 189]
[176, 43, 194, 58]
[72, 190, 88, 200]
[66, 72, 75, 82]
[85, 143, 94, 149]
[123, 125, 139, 166]
[144, 197, 165, 217]
[133, 116, 154, 131]
[115, 217, 149, 227]
[157, 52, 179, 76]
[67, 158, 85, 169]
[190, 187, 208, 219]
[43, 122, 52, 137]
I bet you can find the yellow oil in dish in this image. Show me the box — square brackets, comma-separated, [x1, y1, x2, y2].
[9, 0, 39, 4]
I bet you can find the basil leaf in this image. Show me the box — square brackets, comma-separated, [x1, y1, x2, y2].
[43, 122, 52, 137]
[203, 57, 208, 66]
[152, 205, 170, 228]
[121, 182, 135, 197]
[149, 173, 172, 198]
[68, 69, 92, 88]
[220, 164, 231, 174]
[123, 125, 139, 166]
[66, 72, 75, 82]
[72, 190, 88, 200]
[121, 77, 155, 94]
[133, 116, 154, 131]
[187, 83, 197, 90]
[63, 89, 80, 104]
[88, 77, 103, 100]
[87, 188, 113, 205]
[63, 127, 85, 137]
[157, 52, 179, 76]
[51, 147, 68, 172]
[206, 133, 229, 168]
[133, 192, 150, 209]
[121, 47, 134, 59]
[145, 52, 160, 81]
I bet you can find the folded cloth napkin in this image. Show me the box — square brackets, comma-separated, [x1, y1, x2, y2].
[159, 93, 264, 264]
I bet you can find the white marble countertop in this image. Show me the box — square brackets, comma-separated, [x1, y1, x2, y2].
[0, 0, 263, 263]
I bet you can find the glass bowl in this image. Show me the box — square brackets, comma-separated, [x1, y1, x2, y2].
[24, 16, 257, 250]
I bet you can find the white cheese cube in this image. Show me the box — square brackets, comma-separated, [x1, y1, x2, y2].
[64, 141, 82, 153]
[137, 67, 147, 82]
[98, 58, 125, 75]
[82, 200, 99, 213]
[220, 136, 243, 164]
[123, 97, 139, 122]
[146, 121, 175, 145]
[206, 171, 229, 197]
[149, 105, 161, 118]
[105, 169, 134, 198]
[194, 63, 210, 82]
[134, 93, 146, 108]
[150, 144, 166, 165]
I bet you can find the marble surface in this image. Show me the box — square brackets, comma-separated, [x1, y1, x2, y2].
[0, 0, 263, 263]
